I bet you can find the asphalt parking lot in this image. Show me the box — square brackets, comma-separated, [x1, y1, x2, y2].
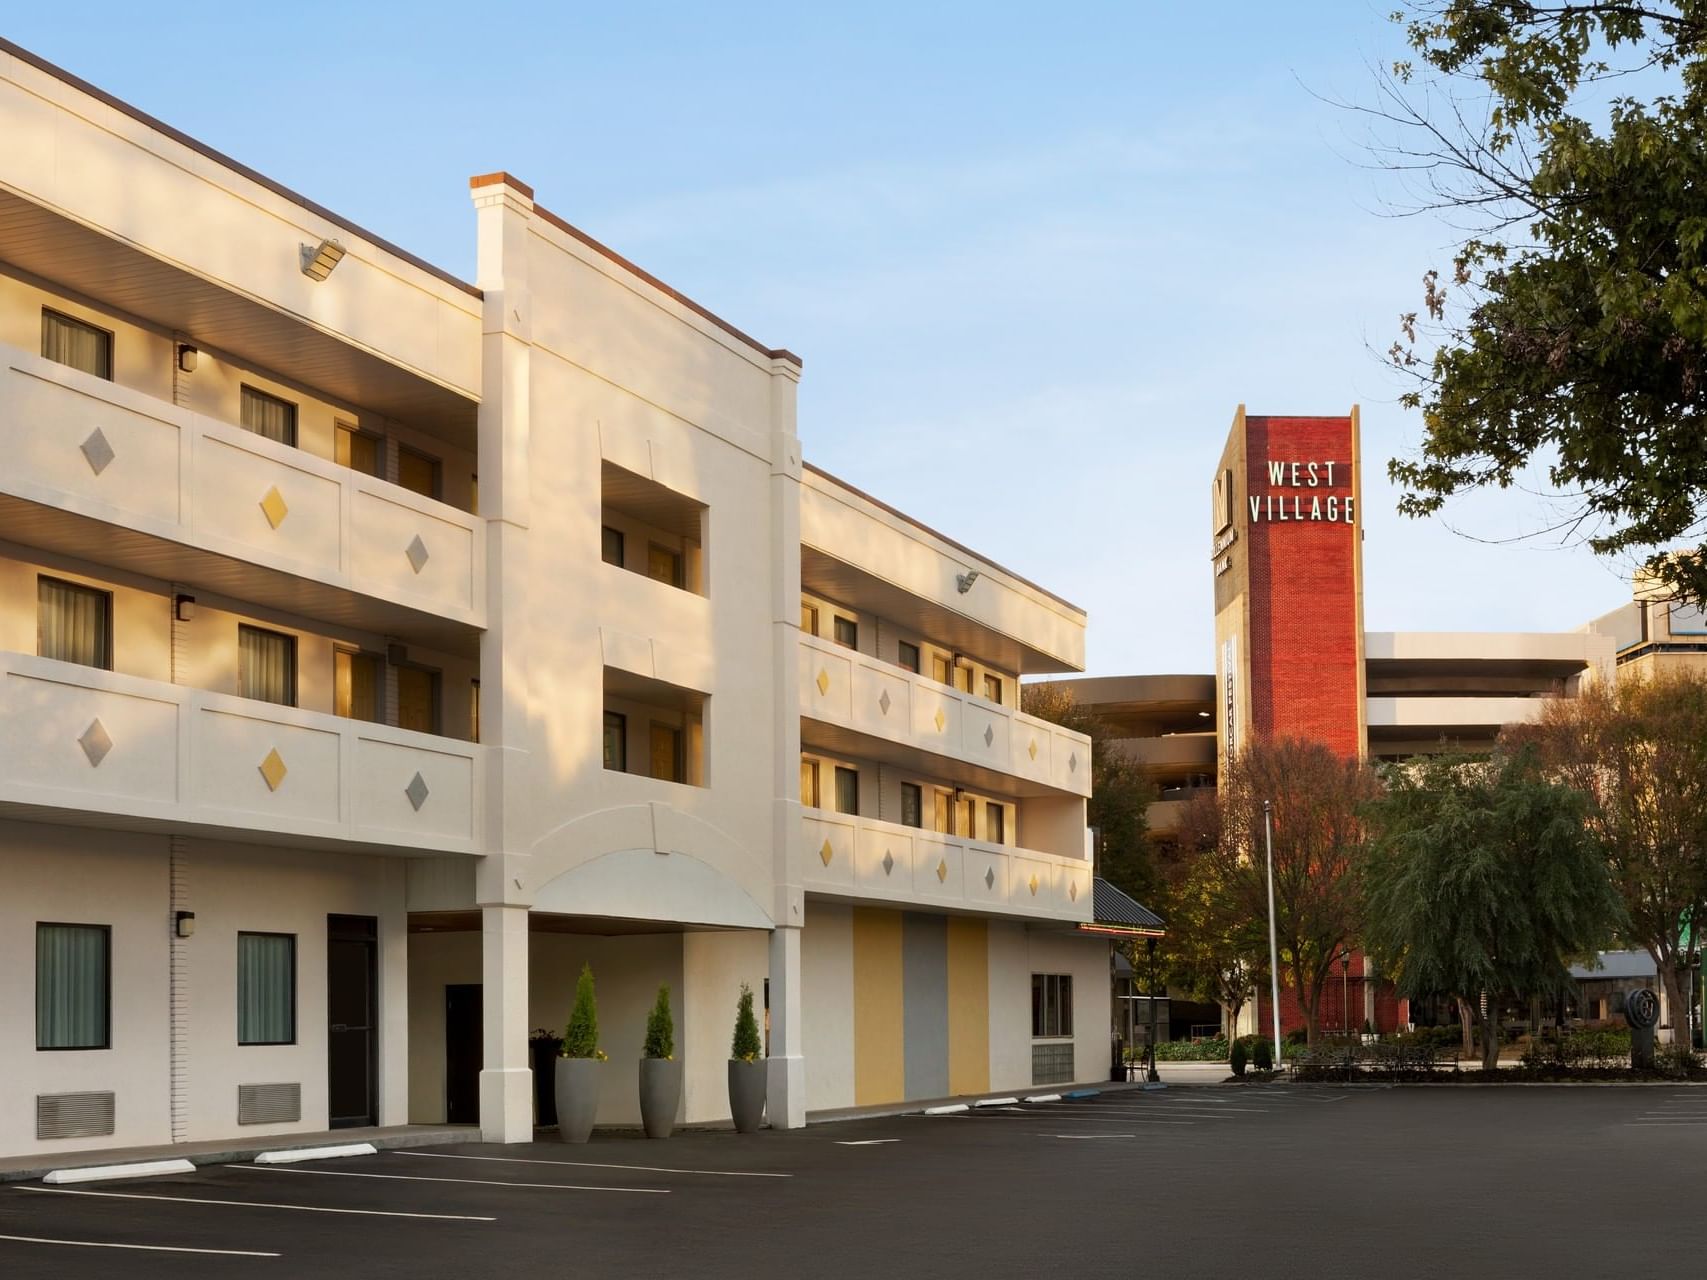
[3, 1084, 1705, 1278]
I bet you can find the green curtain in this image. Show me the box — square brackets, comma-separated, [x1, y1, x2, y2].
[239, 626, 296, 706]
[238, 934, 295, 1045]
[38, 578, 111, 670]
[40, 311, 111, 379]
[37, 924, 109, 1049]
[240, 386, 297, 446]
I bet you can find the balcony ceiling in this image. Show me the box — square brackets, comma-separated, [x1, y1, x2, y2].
[800, 716, 1074, 798]
[0, 189, 477, 448]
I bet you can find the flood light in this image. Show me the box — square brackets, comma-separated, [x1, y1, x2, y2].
[300, 237, 346, 281]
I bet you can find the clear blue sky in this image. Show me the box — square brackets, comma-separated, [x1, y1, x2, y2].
[6, 3, 1634, 673]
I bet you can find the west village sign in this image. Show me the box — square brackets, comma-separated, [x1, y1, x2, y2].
[1248, 459, 1355, 524]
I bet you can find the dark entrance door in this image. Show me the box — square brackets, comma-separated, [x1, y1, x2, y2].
[445, 984, 482, 1125]
[327, 914, 378, 1128]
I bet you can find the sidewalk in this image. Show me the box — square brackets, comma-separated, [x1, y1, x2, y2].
[0, 1122, 476, 1184]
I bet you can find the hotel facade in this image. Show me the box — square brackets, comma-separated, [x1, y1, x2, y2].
[0, 40, 1108, 1161]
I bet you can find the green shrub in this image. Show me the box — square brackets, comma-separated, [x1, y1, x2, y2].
[1153, 1037, 1228, 1061]
[643, 984, 674, 1060]
[563, 964, 600, 1059]
[731, 983, 762, 1062]
[1230, 1039, 1248, 1076]
[1253, 1038, 1274, 1071]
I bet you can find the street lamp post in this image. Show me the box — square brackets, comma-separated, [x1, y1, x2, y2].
[1145, 935, 1161, 1083]
[1263, 799, 1282, 1068]
[1341, 949, 1352, 1068]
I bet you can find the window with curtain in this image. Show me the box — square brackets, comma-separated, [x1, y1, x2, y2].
[38, 576, 112, 670]
[1031, 973, 1074, 1039]
[237, 933, 296, 1045]
[240, 385, 297, 446]
[901, 782, 922, 829]
[986, 800, 1006, 845]
[37, 923, 110, 1050]
[834, 765, 859, 815]
[41, 309, 112, 380]
[603, 711, 627, 772]
[239, 625, 297, 706]
[898, 641, 921, 674]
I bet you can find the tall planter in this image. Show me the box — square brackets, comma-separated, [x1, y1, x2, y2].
[727, 1059, 766, 1133]
[639, 1059, 682, 1139]
[555, 1057, 601, 1143]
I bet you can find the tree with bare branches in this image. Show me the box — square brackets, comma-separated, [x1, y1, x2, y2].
[1177, 739, 1378, 1044]
[1508, 668, 1707, 1037]
[1371, 3, 1707, 603]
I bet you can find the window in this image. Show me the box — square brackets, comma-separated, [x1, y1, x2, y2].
[38, 577, 112, 671]
[398, 446, 442, 500]
[603, 712, 627, 771]
[36, 923, 110, 1050]
[983, 673, 1003, 704]
[650, 723, 684, 783]
[901, 782, 922, 829]
[1031, 973, 1074, 1039]
[240, 386, 297, 446]
[602, 526, 626, 568]
[41, 309, 112, 379]
[470, 679, 481, 744]
[237, 933, 296, 1046]
[334, 649, 382, 723]
[932, 654, 953, 686]
[239, 626, 297, 706]
[954, 664, 973, 694]
[800, 758, 820, 808]
[800, 602, 819, 636]
[834, 766, 859, 815]
[397, 666, 441, 735]
[986, 801, 1006, 845]
[898, 641, 921, 674]
[833, 616, 858, 650]
[647, 544, 684, 589]
[335, 424, 383, 476]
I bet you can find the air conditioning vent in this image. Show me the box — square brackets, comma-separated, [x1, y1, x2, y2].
[37, 1091, 115, 1140]
[238, 1082, 301, 1125]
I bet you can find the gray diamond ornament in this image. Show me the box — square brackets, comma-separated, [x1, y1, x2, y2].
[882, 850, 895, 876]
[78, 718, 113, 767]
[81, 429, 115, 476]
[878, 689, 891, 716]
[984, 866, 996, 890]
[405, 534, 431, 575]
[1069, 750, 1079, 772]
[983, 724, 994, 748]
[404, 771, 431, 811]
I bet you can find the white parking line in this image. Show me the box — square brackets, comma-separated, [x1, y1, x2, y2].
[834, 1139, 900, 1146]
[232, 1165, 667, 1194]
[14, 1184, 495, 1221]
[919, 1112, 1195, 1126]
[395, 1151, 792, 1178]
[0, 1232, 279, 1257]
[1045, 1133, 1135, 1140]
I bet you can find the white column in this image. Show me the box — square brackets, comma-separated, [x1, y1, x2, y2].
[479, 903, 532, 1142]
[767, 924, 806, 1128]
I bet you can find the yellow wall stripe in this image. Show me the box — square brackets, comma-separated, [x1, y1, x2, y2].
[851, 908, 906, 1105]
[946, 916, 990, 1095]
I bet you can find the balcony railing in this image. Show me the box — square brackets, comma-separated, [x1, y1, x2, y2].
[0, 348, 483, 627]
[798, 632, 1091, 797]
[0, 651, 479, 854]
[802, 808, 1092, 922]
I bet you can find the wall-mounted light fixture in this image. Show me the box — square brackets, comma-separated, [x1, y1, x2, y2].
[174, 593, 197, 622]
[955, 569, 981, 595]
[174, 911, 196, 939]
[177, 344, 199, 373]
[386, 642, 409, 668]
[300, 237, 346, 281]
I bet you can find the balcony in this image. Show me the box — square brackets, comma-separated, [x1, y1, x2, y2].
[0, 650, 480, 855]
[0, 348, 483, 647]
[802, 809, 1092, 922]
[798, 632, 1091, 798]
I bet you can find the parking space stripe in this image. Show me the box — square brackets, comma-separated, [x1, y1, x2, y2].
[395, 1151, 791, 1178]
[0, 1232, 279, 1257]
[915, 1112, 1195, 1125]
[14, 1184, 495, 1221]
[231, 1165, 667, 1194]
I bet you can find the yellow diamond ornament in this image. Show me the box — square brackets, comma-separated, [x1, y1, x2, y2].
[819, 838, 834, 867]
[258, 747, 288, 792]
[259, 486, 289, 529]
[816, 668, 830, 697]
[936, 859, 948, 883]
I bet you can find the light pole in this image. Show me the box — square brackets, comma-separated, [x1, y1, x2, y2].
[1341, 949, 1352, 1068]
[1145, 935, 1161, 1083]
[1263, 799, 1282, 1067]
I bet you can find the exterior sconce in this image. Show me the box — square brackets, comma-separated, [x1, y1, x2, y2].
[177, 345, 199, 372]
[300, 238, 346, 281]
[387, 643, 409, 667]
[174, 911, 196, 939]
[174, 594, 197, 622]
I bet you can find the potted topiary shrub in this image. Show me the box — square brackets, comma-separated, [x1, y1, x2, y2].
[555, 964, 605, 1143]
[727, 982, 766, 1133]
[639, 983, 680, 1140]
[1253, 1037, 1274, 1073]
[1230, 1038, 1248, 1078]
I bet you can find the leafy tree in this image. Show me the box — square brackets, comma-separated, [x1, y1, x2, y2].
[731, 983, 762, 1062]
[1178, 739, 1377, 1044]
[1023, 682, 1159, 903]
[1161, 841, 1265, 1041]
[1364, 751, 1623, 1071]
[563, 964, 600, 1059]
[1509, 668, 1707, 1035]
[643, 984, 675, 1060]
[1376, 3, 1707, 602]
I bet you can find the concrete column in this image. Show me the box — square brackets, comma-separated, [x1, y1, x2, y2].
[479, 903, 532, 1142]
[768, 923, 806, 1128]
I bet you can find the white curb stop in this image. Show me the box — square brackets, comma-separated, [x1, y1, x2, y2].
[973, 1097, 1020, 1108]
[43, 1158, 196, 1185]
[923, 1103, 969, 1114]
[253, 1142, 377, 1165]
[1023, 1093, 1063, 1103]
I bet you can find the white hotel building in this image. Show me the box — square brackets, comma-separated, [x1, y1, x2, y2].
[0, 40, 1109, 1160]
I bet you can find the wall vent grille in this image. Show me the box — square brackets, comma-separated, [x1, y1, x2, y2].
[1030, 1042, 1075, 1086]
[36, 1091, 116, 1140]
[238, 1082, 301, 1125]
